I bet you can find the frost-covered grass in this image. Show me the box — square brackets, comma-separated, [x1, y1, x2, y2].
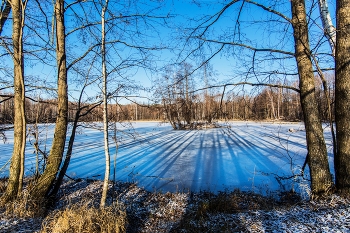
[0, 121, 335, 195]
[1, 178, 349, 233]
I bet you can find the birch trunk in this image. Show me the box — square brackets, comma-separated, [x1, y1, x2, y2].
[100, 0, 110, 208]
[318, 0, 336, 56]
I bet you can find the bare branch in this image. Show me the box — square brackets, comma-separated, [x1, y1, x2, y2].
[0, 94, 57, 104]
[245, 0, 291, 23]
[189, 82, 300, 94]
[196, 37, 295, 56]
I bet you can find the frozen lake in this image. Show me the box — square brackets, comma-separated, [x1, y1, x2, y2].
[0, 121, 335, 195]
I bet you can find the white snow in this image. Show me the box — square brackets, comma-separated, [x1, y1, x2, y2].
[0, 121, 335, 195]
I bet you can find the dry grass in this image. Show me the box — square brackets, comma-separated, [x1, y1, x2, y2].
[194, 190, 277, 218]
[41, 203, 127, 233]
[3, 189, 47, 218]
[171, 190, 290, 232]
[0, 178, 47, 218]
[1, 179, 308, 233]
[0, 177, 7, 194]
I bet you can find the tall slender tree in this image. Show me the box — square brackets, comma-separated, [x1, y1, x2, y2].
[30, 0, 68, 199]
[1, 0, 27, 203]
[100, 0, 110, 208]
[291, 0, 333, 195]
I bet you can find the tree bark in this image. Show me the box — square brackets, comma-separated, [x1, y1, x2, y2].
[49, 109, 79, 198]
[30, 0, 68, 199]
[291, 0, 333, 195]
[335, 0, 350, 194]
[1, 0, 26, 203]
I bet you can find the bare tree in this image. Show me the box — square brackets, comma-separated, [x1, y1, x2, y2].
[30, 0, 68, 199]
[291, 0, 333, 195]
[1, 0, 27, 203]
[100, 0, 110, 208]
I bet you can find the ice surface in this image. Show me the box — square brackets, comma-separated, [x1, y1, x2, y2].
[0, 121, 335, 194]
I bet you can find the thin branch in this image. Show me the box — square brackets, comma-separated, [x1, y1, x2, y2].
[196, 37, 295, 56]
[245, 0, 291, 23]
[0, 94, 57, 104]
[66, 13, 169, 37]
[188, 82, 300, 94]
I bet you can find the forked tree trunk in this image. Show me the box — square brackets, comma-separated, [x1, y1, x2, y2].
[30, 0, 68, 199]
[49, 108, 80, 198]
[1, 0, 26, 203]
[335, 0, 350, 194]
[291, 0, 333, 195]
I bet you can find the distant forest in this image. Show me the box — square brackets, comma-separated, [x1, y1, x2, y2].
[0, 76, 333, 124]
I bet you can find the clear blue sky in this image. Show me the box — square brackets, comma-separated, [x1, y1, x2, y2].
[0, 0, 335, 104]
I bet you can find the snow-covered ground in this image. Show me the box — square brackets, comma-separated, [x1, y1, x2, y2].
[0, 121, 335, 195]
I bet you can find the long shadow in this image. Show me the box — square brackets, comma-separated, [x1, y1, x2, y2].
[234, 128, 306, 163]
[66, 129, 198, 190]
[1, 122, 311, 194]
[225, 129, 280, 173]
[115, 130, 199, 191]
[222, 127, 294, 192]
[237, 127, 308, 168]
[192, 130, 209, 192]
[66, 129, 185, 178]
[220, 128, 247, 186]
[146, 130, 200, 191]
[112, 130, 192, 169]
[192, 129, 227, 192]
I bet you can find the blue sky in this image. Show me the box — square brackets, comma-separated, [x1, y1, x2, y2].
[0, 0, 336, 104]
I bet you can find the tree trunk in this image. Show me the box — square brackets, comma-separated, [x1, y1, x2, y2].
[30, 0, 68, 199]
[335, 0, 350, 194]
[49, 108, 79, 198]
[100, 0, 110, 208]
[267, 89, 276, 119]
[1, 0, 26, 203]
[291, 0, 333, 195]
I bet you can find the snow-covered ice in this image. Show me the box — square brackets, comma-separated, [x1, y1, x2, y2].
[0, 121, 335, 194]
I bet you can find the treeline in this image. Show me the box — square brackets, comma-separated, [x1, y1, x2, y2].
[0, 77, 333, 124]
